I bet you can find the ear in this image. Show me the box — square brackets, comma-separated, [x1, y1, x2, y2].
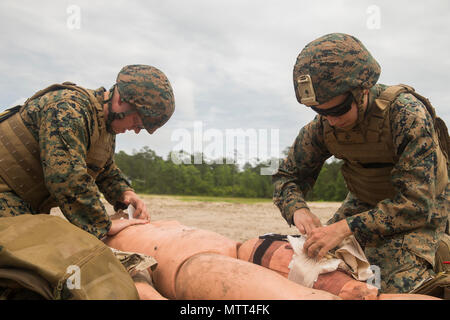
[113, 86, 122, 104]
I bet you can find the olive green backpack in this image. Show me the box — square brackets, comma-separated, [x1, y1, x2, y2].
[0, 214, 139, 300]
[376, 84, 450, 161]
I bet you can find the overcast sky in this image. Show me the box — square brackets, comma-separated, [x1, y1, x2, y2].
[1, 0, 449, 163]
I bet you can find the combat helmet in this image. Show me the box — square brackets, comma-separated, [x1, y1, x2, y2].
[293, 33, 380, 106]
[106, 64, 175, 134]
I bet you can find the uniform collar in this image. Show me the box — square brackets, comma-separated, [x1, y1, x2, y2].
[91, 87, 111, 134]
[92, 87, 107, 105]
[367, 84, 389, 110]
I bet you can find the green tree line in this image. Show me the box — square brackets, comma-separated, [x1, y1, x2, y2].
[114, 147, 348, 201]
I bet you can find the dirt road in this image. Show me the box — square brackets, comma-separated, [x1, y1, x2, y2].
[53, 195, 341, 242]
[141, 195, 341, 242]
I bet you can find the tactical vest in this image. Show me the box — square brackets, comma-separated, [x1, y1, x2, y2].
[323, 84, 448, 206]
[0, 82, 113, 213]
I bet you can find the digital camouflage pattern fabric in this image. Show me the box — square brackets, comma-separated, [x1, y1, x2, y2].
[273, 84, 449, 293]
[293, 33, 381, 106]
[327, 192, 439, 293]
[116, 64, 175, 134]
[0, 86, 133, 239]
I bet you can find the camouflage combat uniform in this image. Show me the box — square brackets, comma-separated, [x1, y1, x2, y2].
[0, 86, 133, 239]
[273, 84, 449, 293]
[0, 65, 174, 300]
[0, 65, 174, 241]
[273, 33, 449, 293]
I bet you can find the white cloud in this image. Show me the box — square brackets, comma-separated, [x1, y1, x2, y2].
[171, 76, 197, 121]
[1, 0, 449, 159]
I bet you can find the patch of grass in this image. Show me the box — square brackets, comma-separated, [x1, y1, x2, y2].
[174, 195, 273, 204]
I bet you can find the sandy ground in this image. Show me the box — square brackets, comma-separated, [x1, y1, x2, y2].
[52, 195, 341, 242]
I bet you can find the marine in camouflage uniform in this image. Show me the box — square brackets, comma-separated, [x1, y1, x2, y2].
[0, 64, 175, 240]
[0, 65, 174, 299]
[273, 33, 449, 293]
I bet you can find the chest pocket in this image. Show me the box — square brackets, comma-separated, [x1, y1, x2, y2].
[86, 126, 115, 179]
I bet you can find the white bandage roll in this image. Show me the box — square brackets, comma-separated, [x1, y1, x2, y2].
[127, 205, 135, 219]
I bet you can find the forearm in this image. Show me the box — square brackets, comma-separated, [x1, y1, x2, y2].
[45, 162, 112, 239]
[273, 178, 310, 226]
[273, 156, 327, 226]
[59, 192, 112, 239]
[273, 118, 330, 226]
[346, 152, 443, 247]
[96, 160, 134, 206]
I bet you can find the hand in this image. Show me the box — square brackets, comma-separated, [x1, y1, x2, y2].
[120, 190, 150, 221]
[107, 218, 149, 236]
[302, 220, 352, 260]
[293, 208, 322, 235]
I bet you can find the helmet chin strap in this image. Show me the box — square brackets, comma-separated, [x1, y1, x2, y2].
[338, 88, 367, 132]
[104, 85, 135, 134]
[352, 87, 368, 125]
